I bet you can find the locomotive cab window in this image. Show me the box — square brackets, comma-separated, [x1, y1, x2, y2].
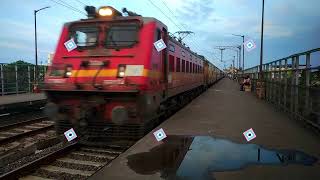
[105, 24, 139, 48]
[155, 28, 161, 41]
[70, 27, 99, 47]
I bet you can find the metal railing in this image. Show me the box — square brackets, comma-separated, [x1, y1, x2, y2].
[0, 63, 47, 95]
[242, 48, 320, 130]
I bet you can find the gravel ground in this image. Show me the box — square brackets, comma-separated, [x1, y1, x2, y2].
[30, 147, 120, 179]
[51, 161, 100, 171]
[0, 130, 56, 156]
[0, 111, 45, 127]
[66, 152, 109, 163]
[35, 169, 88, 180]
[0, 141, 65, 175]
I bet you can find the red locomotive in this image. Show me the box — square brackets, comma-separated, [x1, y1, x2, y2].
[44, 6, 223, 141]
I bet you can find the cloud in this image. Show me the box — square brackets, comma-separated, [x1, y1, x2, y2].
[0, 41, 51, 54]
[0, 0, 318, 69]
[0, 18, 58, 59]
[175, 0, 215, 27]
[153, 0, 319, 69]
[271, 0, 320, 17]
[162, 0, 189, 11]
[171, 0, 320, 38]
[251, 22, 294, 39]
[167, 0, 320, 53]
[0, 18, 58, 43]
[0, 41, 31, 51]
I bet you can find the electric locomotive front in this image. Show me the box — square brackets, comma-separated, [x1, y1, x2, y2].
[44, 6, 165, 139]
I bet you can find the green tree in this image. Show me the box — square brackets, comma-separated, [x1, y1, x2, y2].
[2, 60, 47, 93]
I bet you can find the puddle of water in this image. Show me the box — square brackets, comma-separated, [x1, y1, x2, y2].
[127, 135, 318, 180]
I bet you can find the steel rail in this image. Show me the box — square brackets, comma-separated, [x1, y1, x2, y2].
[0, 142, 78, 180]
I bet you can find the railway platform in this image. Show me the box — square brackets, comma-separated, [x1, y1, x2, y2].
[0, 93, 47, 115]
[90, 78, 320, 180]
[0, 93, 46, 106]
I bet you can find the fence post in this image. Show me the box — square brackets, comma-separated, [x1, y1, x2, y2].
[275, 61, 278, 104]
[33, 66, 36, 84]
[28, 66, 31, 93]
[290, 56, 299, 118]
[294, 56, 300, 118]
[15, 65, 18, 94]
[283, 59, 288, 111]
[256, 66, 258, 82]
[43, 65, 47, 83]
[1, 64, 4, 96]
[271, 62, 275, 103]
[305, 54, 311, 87]
[290, 57, 295, 115]
[278, 60, 282, 106]
[268, 63, 271, 101]
[305, 53, 311, 116]
[265, 63, 269, 100]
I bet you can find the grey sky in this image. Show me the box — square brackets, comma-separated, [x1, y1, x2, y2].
[0, 0, 319, 69]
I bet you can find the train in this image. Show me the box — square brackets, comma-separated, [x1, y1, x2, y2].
[43, 6, 224, 141]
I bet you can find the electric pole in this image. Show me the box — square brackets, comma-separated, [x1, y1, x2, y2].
[34, 6, 50, 85]
[233, 56, 235, 70]
[232, 34, 245, 70]
[214, 47, 226, 62]
[214, 46, 240, 69]
[173, 31, 194, 42]
[259, 0, 265, 78]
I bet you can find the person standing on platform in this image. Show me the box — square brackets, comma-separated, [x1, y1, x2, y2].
[240, 75, 251, 91]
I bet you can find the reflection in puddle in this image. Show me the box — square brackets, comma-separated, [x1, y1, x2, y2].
[127, 136, 318, 180]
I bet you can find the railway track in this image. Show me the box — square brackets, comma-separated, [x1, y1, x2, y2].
[0, 110, 46, 127]
[1, 142, 128, 179]
[0, 79, 210, 179]
[0, 117, 54, 145]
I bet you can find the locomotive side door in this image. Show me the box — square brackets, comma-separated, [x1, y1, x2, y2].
[157, 27, 168, 98]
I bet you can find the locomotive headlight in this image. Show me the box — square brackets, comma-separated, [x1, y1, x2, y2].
[119, 71, 125, 77]
[117, 64, 126, 78]
[64, 66, 73, 77]
[98, 7, 113, 16]
[66, 71, 72, 77]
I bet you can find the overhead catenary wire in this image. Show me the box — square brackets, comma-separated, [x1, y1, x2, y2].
[160, 3, 224, 68]
[49, 0, 87, 15]
[154, 0, 206, 54]
[56, 0, 86, 14]
[210, 51, 222, 61]
[146, 0, 184, 31]
[146, 0, 200, 53]
[72, 0, 89, 13]
[158, 0, 215, 58]
[73, 0, 87, 6]
[159, 0, 188, 30]
[147, 0, 223, 68]
[159, 0, 203, 51]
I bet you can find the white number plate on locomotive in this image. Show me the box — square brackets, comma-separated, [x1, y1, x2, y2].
[125, 65, 144, 76]
[103, 79, 125, 85]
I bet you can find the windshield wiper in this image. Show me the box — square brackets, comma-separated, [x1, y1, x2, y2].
[109, 34, 120, 51]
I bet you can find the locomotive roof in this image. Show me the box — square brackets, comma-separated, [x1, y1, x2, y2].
[144, 17, 216, 67]
[64, 16, 217, 68]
